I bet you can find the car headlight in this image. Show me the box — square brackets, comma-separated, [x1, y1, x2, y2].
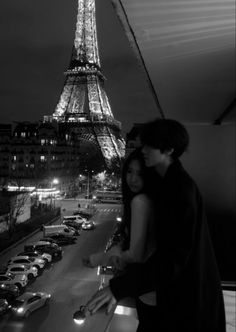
[17, 307, 24, 313]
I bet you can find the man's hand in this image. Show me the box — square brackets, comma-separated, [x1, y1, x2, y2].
[108, 255, 126, 271]
[85, 286, 117, 315]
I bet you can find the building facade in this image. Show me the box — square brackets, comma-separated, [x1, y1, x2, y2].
[0, 122, 81, 190]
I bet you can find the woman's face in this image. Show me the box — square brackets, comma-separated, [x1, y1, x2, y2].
[126, 159, 144, 194]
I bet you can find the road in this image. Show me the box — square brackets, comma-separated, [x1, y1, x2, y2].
[0, 201, 121, 332]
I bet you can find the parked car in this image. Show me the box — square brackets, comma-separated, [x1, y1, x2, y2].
[82, 221, 95, 230]
[39, 237, 57, 245]
[67, 225, 80, 236]
[0, 283, 20, 302]
[17, 251, 52, 264]
[11, 291, 51, 318]
[0, 298, 10, 316]
[63, 215, 87, 225]
[24, 242, 63, 260]
[0, 273, 28, 290]
[7, 264, 38, 280]
[73, 210, 91, 219]
[41, 234, 76, 245]
[62, 220, 82, 232]
[8, 256, 45, 271]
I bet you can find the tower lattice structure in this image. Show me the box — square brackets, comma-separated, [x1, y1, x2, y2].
[44, 0, 125, 171]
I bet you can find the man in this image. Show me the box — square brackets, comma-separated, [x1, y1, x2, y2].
[85, 119, 226, 332]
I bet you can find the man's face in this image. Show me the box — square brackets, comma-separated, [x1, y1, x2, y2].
[142, 145, 165, 168]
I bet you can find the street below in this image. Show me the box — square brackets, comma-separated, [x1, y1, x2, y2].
[0, 200, 121, 332]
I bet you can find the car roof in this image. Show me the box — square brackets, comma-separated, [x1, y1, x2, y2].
[18, 292, 44, 300]
[64, 215, 83, 219]
[11, 255, 30, 259]
[19, 251, 40, 256]
[8, 264, 28, 269]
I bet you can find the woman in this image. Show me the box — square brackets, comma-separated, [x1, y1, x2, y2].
[83, 148, 157, 331]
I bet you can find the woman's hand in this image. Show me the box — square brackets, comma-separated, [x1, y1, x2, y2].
[85, 286, 117, 315]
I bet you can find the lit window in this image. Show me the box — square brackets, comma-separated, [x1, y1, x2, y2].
[41, 139, 46, 145]
[13, 155, 17, 161]
[21, 132, 26, 137]
[40, 155, 45, 162]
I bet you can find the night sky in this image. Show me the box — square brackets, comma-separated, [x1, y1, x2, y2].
[0, 0, 157, 136]
[0, 0, 235, 137]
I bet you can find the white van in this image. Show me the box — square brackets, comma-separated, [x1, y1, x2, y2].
[42, 225, 75, 237]
[63, 215, 86, 225]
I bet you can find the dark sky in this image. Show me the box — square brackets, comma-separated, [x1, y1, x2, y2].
[0, 0, 235, 137]
[0, 0, 157, 136]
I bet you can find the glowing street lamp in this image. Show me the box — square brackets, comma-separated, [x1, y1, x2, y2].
[52, 178, 59, 186]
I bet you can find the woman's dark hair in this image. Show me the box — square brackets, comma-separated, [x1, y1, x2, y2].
[119, 148, 151, 248]
[140, 118, 189, 159]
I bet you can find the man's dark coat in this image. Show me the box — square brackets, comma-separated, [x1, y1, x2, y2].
[110, 160, 226, 332]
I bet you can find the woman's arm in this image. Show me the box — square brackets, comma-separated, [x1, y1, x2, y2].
[84, 194, 153, 268]
[120, 194, 152, 264]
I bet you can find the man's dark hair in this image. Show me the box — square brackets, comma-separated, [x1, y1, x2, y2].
[140, 118, 189, 159]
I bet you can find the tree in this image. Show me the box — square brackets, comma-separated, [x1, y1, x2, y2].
[5, 191, 30, 238]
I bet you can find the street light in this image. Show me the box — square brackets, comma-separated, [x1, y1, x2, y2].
[51, 178, 59, 209]
[52, 178, 59, 186]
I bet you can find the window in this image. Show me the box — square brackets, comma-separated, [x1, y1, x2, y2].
[28, 296, 40, 304]
[40, 155, 46, 162]
[11, 268, 21, 272]
[21, 132, 26, 137]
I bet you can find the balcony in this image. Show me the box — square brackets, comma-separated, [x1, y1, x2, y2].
[74, 228, 236, 332]
[71, 273, 235, 332]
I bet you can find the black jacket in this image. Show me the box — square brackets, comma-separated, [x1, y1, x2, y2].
[110, 161, 226, 332]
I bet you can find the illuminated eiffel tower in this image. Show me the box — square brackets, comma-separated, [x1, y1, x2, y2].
[44, 0, 125, 172]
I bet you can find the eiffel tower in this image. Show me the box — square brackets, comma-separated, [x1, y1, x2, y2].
[44, 0, 125, 172]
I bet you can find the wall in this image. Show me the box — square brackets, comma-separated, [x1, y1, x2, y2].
[182, 123, 235, 280]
